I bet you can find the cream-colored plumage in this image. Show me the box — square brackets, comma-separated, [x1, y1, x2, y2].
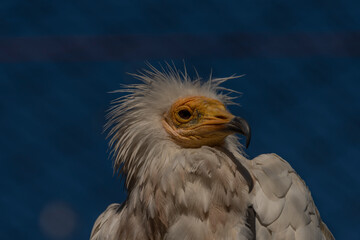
[90, 65, 334, 240]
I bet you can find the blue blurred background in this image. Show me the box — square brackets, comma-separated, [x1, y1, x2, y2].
[1, 0, 359, 239]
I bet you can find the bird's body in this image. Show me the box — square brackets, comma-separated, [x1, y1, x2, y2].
[91, 66, 333, 240]
[92, 146, 251, 239]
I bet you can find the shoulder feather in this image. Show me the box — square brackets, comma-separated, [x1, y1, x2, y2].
[90, 203, 124, 240]
[249, 153, 334, 240]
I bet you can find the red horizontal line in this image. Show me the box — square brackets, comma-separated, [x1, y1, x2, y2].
[0, 32, 359, 62]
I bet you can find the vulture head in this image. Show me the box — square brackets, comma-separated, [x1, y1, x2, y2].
[106, 65, 250, 189]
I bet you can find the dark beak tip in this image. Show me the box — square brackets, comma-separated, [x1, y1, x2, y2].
[245, 125, 251, 149]
[245, 135, 251, 149]
[228, 116, 251, 149]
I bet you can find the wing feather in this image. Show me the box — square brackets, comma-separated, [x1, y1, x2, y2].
[90, 203, 124, 240]
[248, 153, 334, 240]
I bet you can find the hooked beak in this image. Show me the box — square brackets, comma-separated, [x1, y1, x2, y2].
[227, 117, 251, 148]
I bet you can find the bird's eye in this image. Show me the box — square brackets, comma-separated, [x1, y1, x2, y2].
[178, 109, 192, 120]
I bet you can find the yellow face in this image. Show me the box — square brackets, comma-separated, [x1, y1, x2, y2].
[162, 96, 236, 148]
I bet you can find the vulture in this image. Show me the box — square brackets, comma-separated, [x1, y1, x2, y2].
[90, 65, 334, 240]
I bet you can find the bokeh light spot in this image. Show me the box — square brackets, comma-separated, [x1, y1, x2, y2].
[39, 201, 77, 239]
